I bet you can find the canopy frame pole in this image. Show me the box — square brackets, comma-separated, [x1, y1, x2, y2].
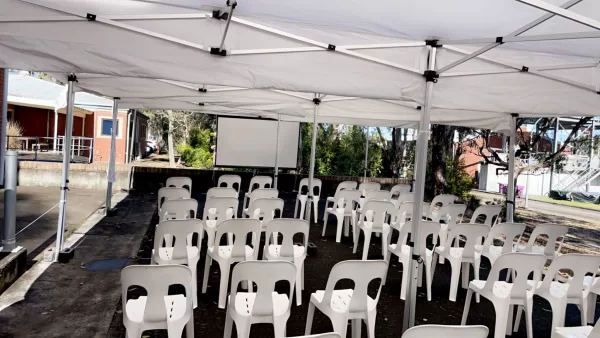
[127, 110, 137, 191]
[105, 97, 119, 215]
[231, 42, 427, 55]
[437, 0, 583, 73]
[0, 69, 8, 183]
[54, 74, 76, 261]
[274, 114, 280, 189]
[304, 94, 320, 223]
[403, 41, 438, 332]
[217, 1, 236, 52]
[506, 114, 518, 223]
[441, 62, 600, 77]
[516, 0, 600, 31]
[363, 126, 369, 180]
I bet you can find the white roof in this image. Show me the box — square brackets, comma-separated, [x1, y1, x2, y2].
[0, 0, 599, 127]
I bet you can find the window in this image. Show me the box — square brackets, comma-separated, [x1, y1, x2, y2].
[101, 119, 118, 136]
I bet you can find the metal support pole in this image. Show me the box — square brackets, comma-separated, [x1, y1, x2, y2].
[0, 69, 8, 184]
[2, 150, 17, 251]
[53, 110, 58, 151]
[105, 98, 119, 215]
[403, 44, 437, 332]
[506, 114, 518, 223]
[127, 110, 137, 191]
[54, 74, 76, 261]
[304, 95, 319, 223]
[549, 118, 559, 192]
[363, 126, 369, 180]
[124, 110, 131, 164]
[587, 119, 595, 192]
[525, 152, 531, 208]
[274, 115, 281, 189]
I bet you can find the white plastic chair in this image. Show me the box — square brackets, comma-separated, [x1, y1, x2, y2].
[389, 184, 411, 201]
[432, 224, 490, 302]
[428, 193, 457, 219]
[556, 318, 600, 338]
[157, 187, 190, 212]
[587, 277, 600, 325]
[513, 254, 600, 337]
[248, 198, 284, 237]
[469, 205, 502, 226]
[515, 223, 569, 261]
[152, 219, 203, 308]
[202, 196, 238, 247]
[224, 260, 296, 338]
[390, 201, 430, 231]
[353, 189, 393, 231]
[387, 220, 441, 300]
[243, 188, 279, 217]
[295, 334, 341, 338]
[294, 178, 322, 222]
[395, 192, 415, 205]
[476, 222, 526, 267]
[243, 176, 273, 210]
[218, 174, 242, 196]
[402, 325, 489, 338]
[202, 218, 261, 309]
[461, 252, 547, 338]
[353, 200, 396, 260]
[121, 265, 194, 338]
[166, 176, 192, 193]
[305, 260, 387, 338]
[323, 189, 361, 243]
[159, 198, 198, 222]
[263, 219, 309, 306]
[206, 187, 238, 200]
[434, 204, 467, 263]
[358, 181, 380, 196]
[324, 181, 357, 218]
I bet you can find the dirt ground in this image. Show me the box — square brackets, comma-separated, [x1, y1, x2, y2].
[106, 193, 600, 338]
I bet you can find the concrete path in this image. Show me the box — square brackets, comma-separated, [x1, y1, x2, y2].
[0, 186, 105, 259]
[0, 192, 155, 338]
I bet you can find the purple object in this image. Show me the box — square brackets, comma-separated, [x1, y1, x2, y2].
[498, 184, 524, 198]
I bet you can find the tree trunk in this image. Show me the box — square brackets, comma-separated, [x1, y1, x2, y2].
[430, 125, 453, 197]
[167, 110, 176, 168]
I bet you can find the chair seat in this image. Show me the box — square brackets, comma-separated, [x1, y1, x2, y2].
[526, 280, 570, 298]
[208, 245, 255, 259]
[266, 244, 306, 259]
[389, 244, 433, 259]
[326, 207, 351, 216]
[514, 243, 555, 258]
[153, 247, 200, 262]
[126, 295, 188, 323]
[311, 289, 376, 313]
[554, 325, 593, 338]
[475, 244, 503, 258]
[471, 280, 534, 299]
[359, 221, 389, 232]
[230, 292, 290, 317]
[436, 246, 481, 260]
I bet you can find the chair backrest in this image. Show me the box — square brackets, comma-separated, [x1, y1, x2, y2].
[248, 198, 284, 226]
[521, 223, 569, 257]
[469, 205, 502, 226]
[482, 222, 526, 255]
[213, 219, 261, 257]
[390, 184, 411, 199]
[396, 221, 441, 257]
[540, 254, 600, 299]
[248, 188, 279, 206]
[157, 187, 190, 210]
[295, 334, 341, 338]
[217, 174, 242, 194]
[334, 181, 358, 196]
[153, 219, 203, 263]
[393, 201, 430, 226]
[159, 198, 198, 222]
[402, 325, 489, 338]
[334, 189, 362, 213]
[365, 189, 391, 202]
[230, 261, 296, 316]
[202, 197, 238, 225]
[432, 204, 466, 227]
[322, 260, 387, 313]
[396, 192, 415, 204]
[358, 182, 381, 195]
[360, 201, 395, 230]
[429, 194, 457, 212]
[483, 252, 547, 298]
[445, 224, 490, 259]
[248, 175, 272, 193]
[206, 187, 237, 200]
[121, 265, 193, 323]
[166, 176, 192, 192]
[298, 178, 322, 197]
[265, 218, 309, 258]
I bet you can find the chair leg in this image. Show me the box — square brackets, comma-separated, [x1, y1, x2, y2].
[344, 216, 350, 237]
[461, 289, 473, 325]
[335, 216, 344, 243]
[425, 260, 433, 301]
[588, 293, 598, 324]
[493, 304, 510, 338]
[186, 317, 195, 338]
[294, 199, 299, 218]
[366, 310, 377, 338]
[361, 230, 372, 260]
[313, 200, 318, 223]
[525, 297, 534, 338]
[473, 260, 481, 303]
[400, 259, 408, 300]
[273, 316, 288, 338]
[381, 228, 389, 259]
[167, 321, 187, 338]
[461, 262, 470, 289]
[507, 304, 514, 336]
[302, 263, 305, 290]
[331, 317, 349, 338]
[581, 298, 589, 327]
[224, 311, 233, 338]
[417, 262, 423, 288]
[300, 201, 306, 222]
[218, 263, 231, 309]
[353, 228, 361, 254]
[351, 319, 361, 338]
[322, 212, 329, 237]
[202, 255, 211, 294]
[513, 305, 523, 333]
[449, 260, 461, 302]
[295, 264, 303, 306]
[305, 302, 315, 335]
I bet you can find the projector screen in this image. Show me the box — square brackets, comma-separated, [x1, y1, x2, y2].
[215, 117, 300, 168]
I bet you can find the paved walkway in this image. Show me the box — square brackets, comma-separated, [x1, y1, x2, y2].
[0, 186, 105, 259]
[0, 192, 155, 338]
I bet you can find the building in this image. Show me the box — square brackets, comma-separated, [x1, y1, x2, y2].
[1, 71, 147, 164]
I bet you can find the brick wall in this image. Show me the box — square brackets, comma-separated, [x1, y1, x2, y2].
[92, 110, 128, 164]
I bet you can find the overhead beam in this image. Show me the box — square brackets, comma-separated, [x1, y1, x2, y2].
[441, 62, 600, 77]
[516, 0, 600, 31]
[439, 30, 600, 45]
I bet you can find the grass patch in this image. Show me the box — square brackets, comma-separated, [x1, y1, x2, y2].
[531, 196, 600, 211]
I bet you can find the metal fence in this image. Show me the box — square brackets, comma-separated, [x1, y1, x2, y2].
[6, 135, 93, 163]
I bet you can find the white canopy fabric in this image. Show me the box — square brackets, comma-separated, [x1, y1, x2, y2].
[1, 0, 599, 120]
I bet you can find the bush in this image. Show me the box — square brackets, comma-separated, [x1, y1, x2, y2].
[446, 160, 475, 200]
[7, 121, 23, 149]
[177, 144, 213, 169]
